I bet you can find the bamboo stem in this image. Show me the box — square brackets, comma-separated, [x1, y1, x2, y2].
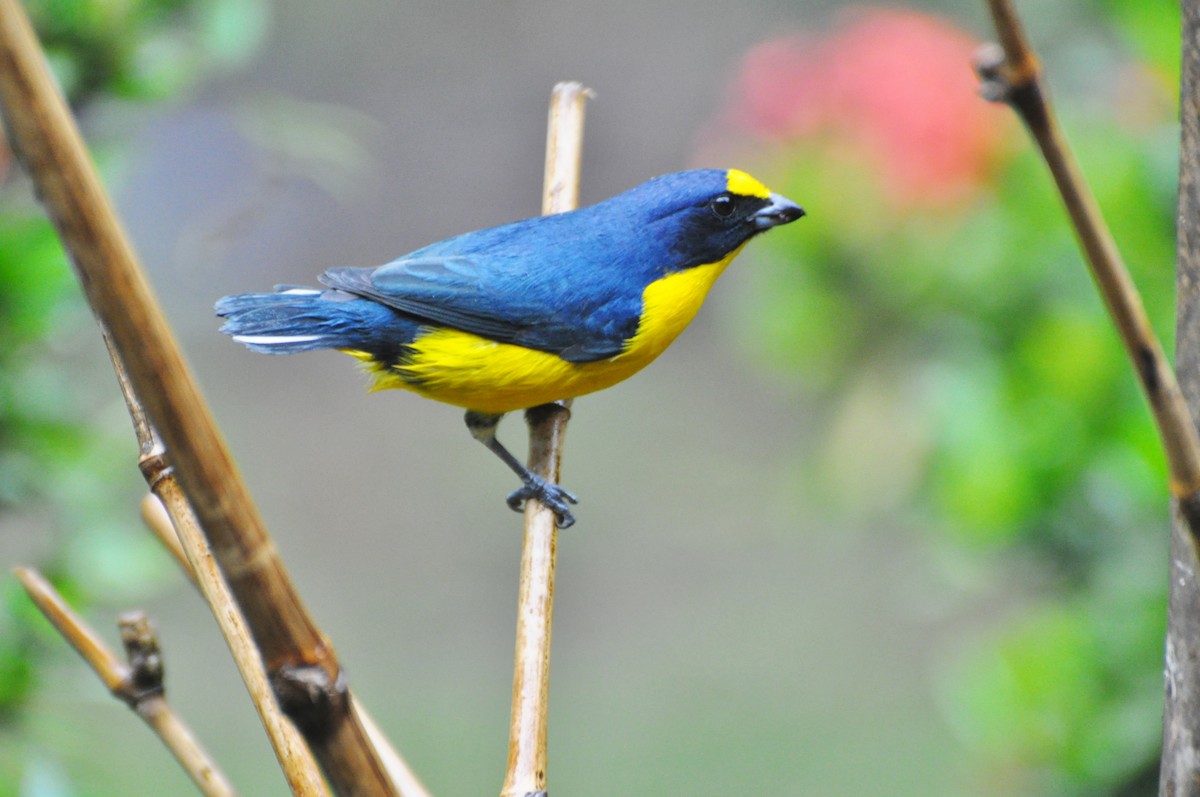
[141, 493, 194, 586]
[0, 1, 394, 792]
[155, 473, 331, 797]
[128, 368, 425, 797]
[14, 567, 238, 797]
[500, 81, 590, 797]
[103, 279, 327, 797]
[141, 493, 434, 797]
[109, 328, 326, 794]
[353, 698, 435, 797]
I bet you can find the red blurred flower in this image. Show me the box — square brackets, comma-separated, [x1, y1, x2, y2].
[726, 7, 1011, 208]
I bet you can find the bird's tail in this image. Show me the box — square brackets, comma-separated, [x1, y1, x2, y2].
[215, 286, 364, 354]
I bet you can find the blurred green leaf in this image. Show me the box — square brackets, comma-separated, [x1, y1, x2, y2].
[198, 0, 269, 67]
[0, 0, 266, 759]
[1094, 0, 1180, 77]
[24, 0, 269, 104]
[719, 5, 1179, 794]
[17, 755, 77, 797]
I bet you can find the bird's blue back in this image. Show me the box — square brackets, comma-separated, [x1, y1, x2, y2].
[219, 168, 796, 369]
[333, 169, 751, 357]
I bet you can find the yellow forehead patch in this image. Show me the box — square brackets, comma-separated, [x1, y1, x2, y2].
[725, 169, 772, 199]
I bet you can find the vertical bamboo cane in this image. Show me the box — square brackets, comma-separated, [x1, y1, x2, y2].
[500, 81, 591, 797]
[0, 1, 394, 792]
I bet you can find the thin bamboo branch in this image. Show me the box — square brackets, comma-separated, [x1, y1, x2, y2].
[107, 332, 332, 797]
[117, 611, 239, 797]
[500, 80, 590, 797]
[154, 473, 331, 797]
[14, 567, 237, 797]
[0, 2, 394, 792]
[982, 0, 1039, 87]
[352, 698, 434, 797]
[141, 492, 432, 797]
[976, 0, 1200, 536]
[127, 376, 424, 797]
[16, 566, 127, 693]
[142, 493, 194, 586]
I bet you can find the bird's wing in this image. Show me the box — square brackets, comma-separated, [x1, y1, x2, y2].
[319, 255, 636, 362]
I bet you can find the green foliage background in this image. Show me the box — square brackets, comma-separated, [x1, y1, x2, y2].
[728, 3, 1180, 794]
[0, 1, 266, 793]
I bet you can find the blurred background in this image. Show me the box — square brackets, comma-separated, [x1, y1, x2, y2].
[0, 0, 1181, 795]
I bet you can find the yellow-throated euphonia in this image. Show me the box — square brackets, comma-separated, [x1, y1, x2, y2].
[216, 168, 803, 527]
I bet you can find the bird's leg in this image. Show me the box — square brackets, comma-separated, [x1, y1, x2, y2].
[464, 410, 578, 528]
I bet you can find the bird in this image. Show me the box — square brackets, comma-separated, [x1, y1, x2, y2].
[216, 168, 804, 528]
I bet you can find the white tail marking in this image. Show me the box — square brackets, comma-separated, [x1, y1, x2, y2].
[233, 334, 324, 345]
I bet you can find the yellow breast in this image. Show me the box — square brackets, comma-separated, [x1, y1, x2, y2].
[354, 245, 746, 414]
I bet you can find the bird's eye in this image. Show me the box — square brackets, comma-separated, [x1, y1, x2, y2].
[709, 193, 736, 219]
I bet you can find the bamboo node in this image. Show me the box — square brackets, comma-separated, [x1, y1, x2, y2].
[116, 610, 166, 704]
[270, 663, 350, 738]
[137, 451, 174, 490]
[973, 42, 1040, 104]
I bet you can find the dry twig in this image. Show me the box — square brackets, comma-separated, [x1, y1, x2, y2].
[500, 80, 591, 797]
[976, 0, 1200, 534]
[141, 493, 433, 797]
[352, 697, 434, 797]
[123, 345, 425, 797]
[146, 475, 331, 797]
[0, 1, 394, 792]
[108, 333, 327, 795]
[141, 492, 193, 584]
[977, 3, 1200, 792]
[14, 567, 237, 797]
[119, 330, 420, 796]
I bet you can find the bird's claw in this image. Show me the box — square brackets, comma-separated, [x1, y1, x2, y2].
[506, 480, 579, 528]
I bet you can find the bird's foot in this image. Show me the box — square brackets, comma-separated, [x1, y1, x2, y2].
[506, 476, 579, 529]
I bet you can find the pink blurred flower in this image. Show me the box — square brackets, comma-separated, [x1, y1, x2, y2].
[727, 7, 1011, 208]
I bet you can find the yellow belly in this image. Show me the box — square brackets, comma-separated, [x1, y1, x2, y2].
[351, 246, 744, 414]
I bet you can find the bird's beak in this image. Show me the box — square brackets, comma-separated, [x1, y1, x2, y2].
[752, 193, 806, 230]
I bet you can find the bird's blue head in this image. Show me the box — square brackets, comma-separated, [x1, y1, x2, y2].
[598, 169, 804, 272]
